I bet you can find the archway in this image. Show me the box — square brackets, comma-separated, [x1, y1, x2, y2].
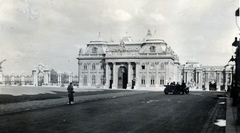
[118, 66, 128, 89]
[209, 81, 217, 90]
[38, 72, 44, 86]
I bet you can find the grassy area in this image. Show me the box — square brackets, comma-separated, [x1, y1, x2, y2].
[0, 89, 133, 104]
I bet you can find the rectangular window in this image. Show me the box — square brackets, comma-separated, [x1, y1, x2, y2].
[151, 79, 154, 85]
[92, 75, 96, 85]
[160, 80, 164, 85]
[83, 76, 87, 85]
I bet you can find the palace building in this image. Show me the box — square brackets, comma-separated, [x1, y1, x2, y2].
[77, 30, 181, 90]
[76, 29, 233, 91]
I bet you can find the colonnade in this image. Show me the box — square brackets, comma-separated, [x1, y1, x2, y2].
[103, 61, 174, 89]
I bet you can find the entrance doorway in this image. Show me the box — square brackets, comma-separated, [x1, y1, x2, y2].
[209, 81, 217, 90]
[118, 66, 128, 89]
[38, 73, 44, 86]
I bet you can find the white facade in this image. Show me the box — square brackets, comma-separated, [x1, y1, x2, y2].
[180, 60, 232, 91]
[32, 63, 50, 86]
[77, 30, 181, 90]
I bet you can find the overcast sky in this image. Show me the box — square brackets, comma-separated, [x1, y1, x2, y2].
[0, 0, 239, 75]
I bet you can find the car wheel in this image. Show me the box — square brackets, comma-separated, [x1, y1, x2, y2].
[164, 91, 168, 95]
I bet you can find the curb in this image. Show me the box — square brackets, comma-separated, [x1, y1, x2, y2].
[226, 96, 239, 133]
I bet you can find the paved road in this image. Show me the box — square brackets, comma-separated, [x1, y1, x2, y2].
[0, 91, 222, 133]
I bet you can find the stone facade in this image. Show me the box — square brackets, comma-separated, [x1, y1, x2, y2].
[77, 30, 180, 90]
[180, 60, 232, 91]
[77, 30, 232, 91]
[32, 63, 51, 86]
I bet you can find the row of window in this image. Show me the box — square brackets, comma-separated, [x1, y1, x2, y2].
[83, 64, 104, 70]
[83, 75, 165, 85]
[83, 63, 165, 70]
[83, 75, 105, 85]
[91, 46, 156, 54]
[141, 79, 165, 85]
[141, 63, 165, 70]
[141, 75, 164, 85]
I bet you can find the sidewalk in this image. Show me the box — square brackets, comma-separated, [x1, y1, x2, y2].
[201, 92, 226, 133]
[0, 91, 147, 115]
[226, 96, 240, 133]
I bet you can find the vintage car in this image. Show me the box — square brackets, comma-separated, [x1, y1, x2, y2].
[164, 85, 189, 95]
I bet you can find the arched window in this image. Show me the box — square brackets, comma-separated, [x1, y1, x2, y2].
[150, 63, 155, 69]
[92, 47, 98, 53]
[151, 75, 155, 85]
[150, 46, 156, 52]
[160, 75, 164, 85]
[141, 63, 145, 70]
[161, 63, 165, 70]
[83, 75, 87, 85]
[92, 75, 96, 85]
[141, 75, 145, 85]
[92, 63, 96, 70]
[84, 63, 88, 70]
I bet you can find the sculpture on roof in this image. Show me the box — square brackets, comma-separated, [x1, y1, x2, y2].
[79, 48, 83, 56]
[0, 59, 6, 72]
[166, 46, 174, 55]
[37, 62, 45, 73]
[112, 39, 127, 53]
[120, 39, 125, 49]
[173, 54, 179, 61]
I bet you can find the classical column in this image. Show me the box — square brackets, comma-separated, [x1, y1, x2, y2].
[44, 70, 49, 84]
[146, 62, 150, 87]
[216, 72, 220, 91]
[205, 72, 209, 91]
[21, 74, 25, 85]
[87, 63, 91, 87]
[32, 69, 38, 86]
[11, 75, 15, 85]
[155, 62, 159, 87]
[96, 63, 100, 85]
[165, 62, 170, 84]
[185, 72, 187, 83]
[104, 63, 110, 89]
[58, 71, 61, 85]
[78, 62, 82, 87]
[48, 72, 51, 84]
[199, 72, 202, 90]
[68, 71, 73, 83]
[112, 62, 117, 89]
[134, 62, 140, 89]
[127, 62, 132, 89]
[2, 74, 5, 85]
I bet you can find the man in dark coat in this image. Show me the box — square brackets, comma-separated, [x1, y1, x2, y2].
[67, 82, 74, 105]
[181, 82, 186, 95]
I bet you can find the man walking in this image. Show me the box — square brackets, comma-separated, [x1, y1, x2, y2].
[67, 82, 74, 105]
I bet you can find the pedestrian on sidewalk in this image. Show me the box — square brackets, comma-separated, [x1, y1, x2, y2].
[67, 82, 74, 105]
